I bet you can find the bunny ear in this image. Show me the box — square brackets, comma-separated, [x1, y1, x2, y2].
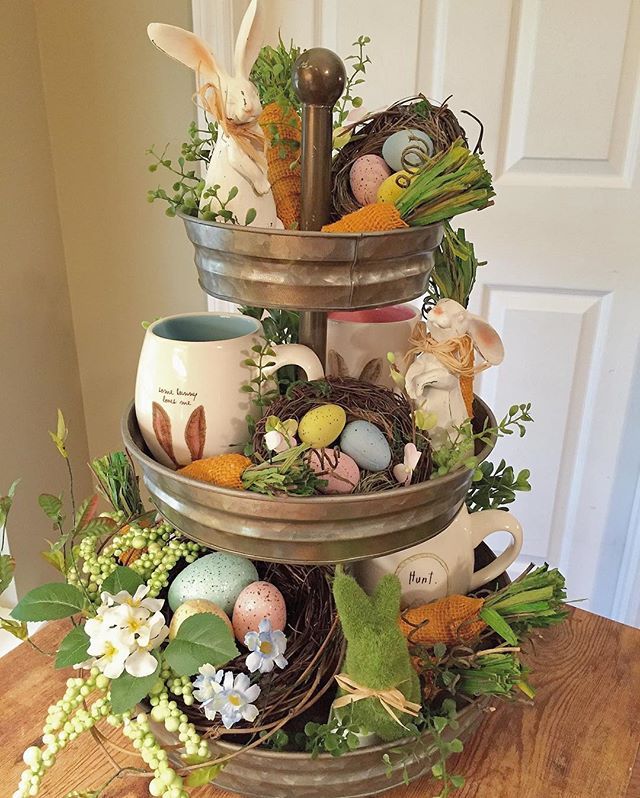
[332, 570, 373, 639]
[371, 575, 402, 624]
[147, 23, 223, 84]
[466, 315, 505, 365]
[233, 0, 264, 79]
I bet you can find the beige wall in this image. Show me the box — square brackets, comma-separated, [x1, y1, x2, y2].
[35, 0, 205, 460]
[1, 0, 91, 596]
[1, 0, 205, 601]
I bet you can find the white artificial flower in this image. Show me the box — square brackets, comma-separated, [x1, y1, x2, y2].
[393, 443, 422, 486]
[86, 628, 131, 679]
[193, 664, 225, 704]
[112, 584, 164, 613]
[264, 417, 298, 453]
[244, 618, 288, 674]
[83, 587, 168, 679]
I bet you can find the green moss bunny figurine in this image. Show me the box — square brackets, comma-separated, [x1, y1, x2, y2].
[332, 568, 421, 742]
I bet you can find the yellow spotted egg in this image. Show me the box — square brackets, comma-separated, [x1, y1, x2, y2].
[377, 170, 413, 204]
[298, 404, 347, 449]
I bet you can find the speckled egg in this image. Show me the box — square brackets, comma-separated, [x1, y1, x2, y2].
[382, 129, 435, 172]
[349, 154, 392, 206]
[339, 420, 392, 472]
[307, 447, 360, 494]
[168, 552, 259, 614]
[232, 581, 287, 643]
[298, 404, 347, 449]
[377, 170, 413, 204]
[169, 599, 233, 640]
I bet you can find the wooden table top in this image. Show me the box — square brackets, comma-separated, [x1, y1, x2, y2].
[2, 607, 640, 798]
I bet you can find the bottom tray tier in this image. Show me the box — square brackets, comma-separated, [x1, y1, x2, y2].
[122, 398, 496, 564]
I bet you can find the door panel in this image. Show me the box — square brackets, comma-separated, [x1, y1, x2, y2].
[193, 0, 640, 621]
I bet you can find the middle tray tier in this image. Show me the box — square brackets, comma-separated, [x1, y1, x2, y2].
[123, 398, 495, 564]
[181, 214, 444, 311]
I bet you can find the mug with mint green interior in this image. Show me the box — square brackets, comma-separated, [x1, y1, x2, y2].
[135, 312, 324, 469]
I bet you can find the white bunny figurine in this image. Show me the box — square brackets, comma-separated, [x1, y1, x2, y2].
[147, 0, 283, 229]
[405, 299, 504, 437]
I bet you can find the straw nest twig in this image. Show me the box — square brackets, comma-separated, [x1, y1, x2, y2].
[182, 562, 344, 740]
[253, 377, 433, 490]
[331, 95, 470, 219]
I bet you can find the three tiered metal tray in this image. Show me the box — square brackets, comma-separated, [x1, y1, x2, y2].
[123, 47, 502, 797]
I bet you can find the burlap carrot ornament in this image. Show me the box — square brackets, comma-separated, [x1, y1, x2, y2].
[258, 101, 301, 229]
[400, 565, 568, 648]
[178, 445, 323, 496]
[323, 138, 494, 234]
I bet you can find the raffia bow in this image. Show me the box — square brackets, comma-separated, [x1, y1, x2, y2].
[405, 320, 490, 378]
[332, 673, 421, 729]
[195, 78, 267, 172]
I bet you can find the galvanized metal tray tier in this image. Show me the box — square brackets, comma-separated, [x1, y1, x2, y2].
[122, 398, 496, 564]
[180, 214, 444, 311]
[153, 697, 487, 798]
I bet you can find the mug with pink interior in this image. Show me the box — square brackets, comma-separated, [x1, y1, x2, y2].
[326, 304, 419, 389]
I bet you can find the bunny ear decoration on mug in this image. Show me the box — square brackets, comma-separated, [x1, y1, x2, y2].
[466, 315, 505, 366]
[146, 23, 223, 85]
[233, 0, 264, 80]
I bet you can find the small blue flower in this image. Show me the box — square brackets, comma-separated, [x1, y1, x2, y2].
[244, 618, 288, 674]
[193, 667, 261, 728]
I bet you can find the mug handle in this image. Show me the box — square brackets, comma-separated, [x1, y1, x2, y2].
[467, 509, 523, 591]
[263, 344, 325, 381]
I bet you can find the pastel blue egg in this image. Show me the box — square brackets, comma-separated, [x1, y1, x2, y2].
[168, 552, 258, 614]
[382, 129, 435, 172]
[339, 420, 391, 472]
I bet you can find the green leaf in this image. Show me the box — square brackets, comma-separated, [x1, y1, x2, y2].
[49, 409, 69, 458]
[164, 613, 239, 676]
[80, 517, 118, 537]
[55, 626, 90, 668]
[39, 494, 63, 523]
[185, 764, 224, 787]
[449, 738, 464, 753]
[41, 547, 66, 574]
[109, 655, 160, 715]
[432, 715, 448, 734]
[101, 566, 144, 596]
[431, 762, 443, 778]
[0, 554, 15, 595]
[11, 582, 85, 621]
[450, 774, 465, 788]
[479, 606, 518, 646]
[0, 618, 28, 640]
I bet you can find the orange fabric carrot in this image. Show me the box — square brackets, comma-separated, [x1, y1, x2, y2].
[322, 203, 408, 233]
[400, 594, 486, 646]
[258, 101, 301, 229]
[179, 454, 252, 490]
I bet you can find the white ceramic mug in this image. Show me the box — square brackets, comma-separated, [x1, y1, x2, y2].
[354, 506, 523, 608]
[326, 304, 419, 390]
[135, 312, 324, 468]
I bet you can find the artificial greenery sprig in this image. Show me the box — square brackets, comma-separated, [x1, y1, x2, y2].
[466, 458, 531, 513]
[334, 36, 371, 128]
[424, 223, 486, 310]
[431, 403, 534, 478]
[250, 36, 302, 110]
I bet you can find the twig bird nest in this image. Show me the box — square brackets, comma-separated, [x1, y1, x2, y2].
[183, 563, 344, 739]
[331, 95, 470, 219]
[253, 377, 433, 490]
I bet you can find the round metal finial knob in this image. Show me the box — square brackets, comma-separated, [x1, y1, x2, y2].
[293, 47, 346, 107]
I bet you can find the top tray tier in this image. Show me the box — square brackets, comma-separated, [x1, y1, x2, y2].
[181, 214, 443, 311]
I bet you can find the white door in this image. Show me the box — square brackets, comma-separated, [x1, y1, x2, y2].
[193, 0, 640, 623]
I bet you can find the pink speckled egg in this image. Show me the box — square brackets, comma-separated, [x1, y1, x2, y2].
[307, 447, 361, 494]
[349, 155, 392, 206]
[232, 581, 287, 643]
